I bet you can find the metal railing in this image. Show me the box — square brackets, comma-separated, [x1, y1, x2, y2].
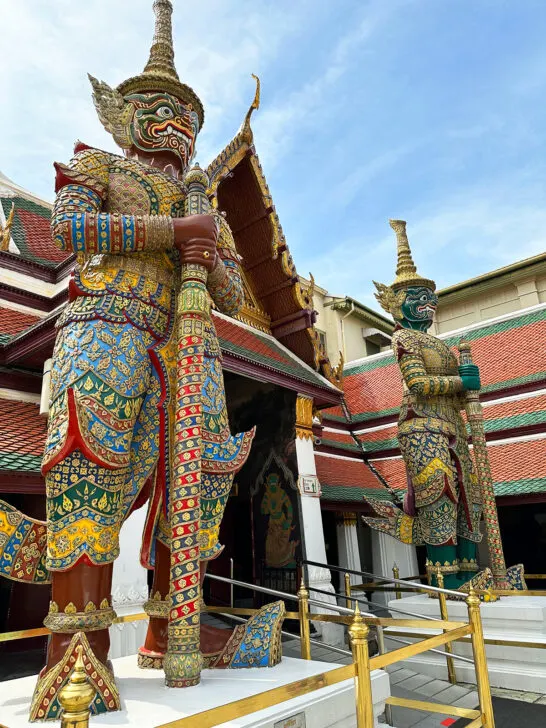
[0, 565, 497, 728]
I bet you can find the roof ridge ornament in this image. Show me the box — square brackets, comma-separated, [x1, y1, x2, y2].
[0, 202, 15, 252]
[240, 74, 261, 143]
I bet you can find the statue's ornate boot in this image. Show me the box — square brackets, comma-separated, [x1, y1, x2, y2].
[30, 563, 121, 721]
[139, 541, 169, 669]
[202, 601, 285, 669]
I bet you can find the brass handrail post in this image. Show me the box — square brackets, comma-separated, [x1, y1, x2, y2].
[436, 569, 457, 685]
[345, 572, 352, 610]
[466, 588, 495, 728]
[392, 563, 402, 600]
[349, 603, 374, 728]
[298, 580, 312, 660]
[58, 643, 95, 728]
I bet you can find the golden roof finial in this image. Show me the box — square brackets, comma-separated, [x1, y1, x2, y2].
[115, 0, 204, 128]
[241, 74, 261, 143]
[0, 202, 15, 252]
[389, 219, 435, 292]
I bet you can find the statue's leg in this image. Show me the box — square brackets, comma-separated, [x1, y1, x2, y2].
[31, 453, 128, 720]
[400, 430, 460, 589]
[453, 423, 482, 583]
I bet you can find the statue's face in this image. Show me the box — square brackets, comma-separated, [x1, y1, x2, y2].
[401, 286, 438, 329]
[125, 92, 199, 171]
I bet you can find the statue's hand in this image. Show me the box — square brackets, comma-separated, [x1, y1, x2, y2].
[173, 215, 218, 272]
[459, 363, 481, 391]
[179, 237, 218, 271]
[173, 215, 218, 246]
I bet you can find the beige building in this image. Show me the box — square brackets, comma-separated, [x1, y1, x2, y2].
[432, 252, 546, 334]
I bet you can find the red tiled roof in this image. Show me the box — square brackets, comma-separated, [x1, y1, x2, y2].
[315, 454, 382, 491]
[0, 306, 40, 342]
[213, 313, 338, 396]
[320, 429, 359, 452]
[16, 205, 68, 264]
[1, 196, 70, 267]
[0, 399, 45, 456]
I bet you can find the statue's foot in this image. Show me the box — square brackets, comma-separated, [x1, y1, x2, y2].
[29, 631, 120, 722]
[137, 646, 165, 670]
[507, 563, 527, 590]
[454, 568, 495, 601]
[203, 601, 285, 669]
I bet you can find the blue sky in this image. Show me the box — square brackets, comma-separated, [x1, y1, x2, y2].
[1, 0, 546, 308]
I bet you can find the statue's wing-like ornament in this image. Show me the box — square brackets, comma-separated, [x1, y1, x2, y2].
[88, 74, 132, 148]
[363, 497, 423, 545]
[373, 280, 406, 320]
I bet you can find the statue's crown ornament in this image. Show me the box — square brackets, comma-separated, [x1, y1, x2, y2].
[389, 219, 435, 292]
[89, 0, 204, 142]
[373, 219, 436, 319]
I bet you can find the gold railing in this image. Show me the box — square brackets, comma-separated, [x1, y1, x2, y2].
[0, 568, 498, 728]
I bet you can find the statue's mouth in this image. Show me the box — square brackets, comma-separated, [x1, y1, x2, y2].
[416, 304, 435, 315]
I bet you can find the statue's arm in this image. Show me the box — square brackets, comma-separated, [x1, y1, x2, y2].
[207, 215, 244, 317]
[394, 330, 463, 397]
[50, 149, 173, 254]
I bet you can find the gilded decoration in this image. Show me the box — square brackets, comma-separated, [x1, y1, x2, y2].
[0, 201, 14, 251]
[295, 395, 314, 440]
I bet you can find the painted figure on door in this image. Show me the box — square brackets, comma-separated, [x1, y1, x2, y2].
[261, 473, 298, 568]
[0, 1, 284, 720]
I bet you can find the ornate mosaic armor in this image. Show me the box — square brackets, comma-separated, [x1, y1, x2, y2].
[43, 145, 253, 571]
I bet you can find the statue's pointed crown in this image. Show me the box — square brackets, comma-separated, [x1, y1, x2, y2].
[117, 0, 204, 128]
[389, 219, 435, 291]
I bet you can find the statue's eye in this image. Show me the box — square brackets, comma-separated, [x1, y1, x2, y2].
[157, 106, 174, 118]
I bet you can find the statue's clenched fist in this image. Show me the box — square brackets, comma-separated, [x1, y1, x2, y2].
[173, 214, 218, 272]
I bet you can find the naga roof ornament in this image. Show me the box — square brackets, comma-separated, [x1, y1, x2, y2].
[89, 0, 204, 141]
[374, 219, 436, 319]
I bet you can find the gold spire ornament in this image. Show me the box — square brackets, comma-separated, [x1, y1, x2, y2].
[374, 219, 435, 319]
[0, 202, 15, 252]
[240, 74, 261, 143]
[89, 0, 204, 146]
[389, 219, 435, 292]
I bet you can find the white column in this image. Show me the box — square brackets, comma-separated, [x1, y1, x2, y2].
[40, 358, 52, 416]
[109, 506, 149, 659]
[371, 530, 419, 608]
[336, 513, 362, 585]
[295, 395, 343, 646]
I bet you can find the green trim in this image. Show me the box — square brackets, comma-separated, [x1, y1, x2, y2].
[494, 478, 546, 497]
[444, 308, 546, 346]
[0, 452, 42, 472]
[482, 409, 546, 434]
[320, 484, 393, 503]
[357, 435, 399, 453]
[320, 438, 360, 453]
[345, 353, 395, 376]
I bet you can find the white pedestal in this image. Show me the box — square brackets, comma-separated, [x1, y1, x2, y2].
[386, 594, 546, 692]
[0, 656, 391, 728]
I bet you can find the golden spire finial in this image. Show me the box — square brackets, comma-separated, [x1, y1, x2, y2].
[143, 0, 179, 80]
[241, 74, 261, 143]
[0, 202, 15, 252]
[389, 219, 435, 292]
[58, 644, 96, 724]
